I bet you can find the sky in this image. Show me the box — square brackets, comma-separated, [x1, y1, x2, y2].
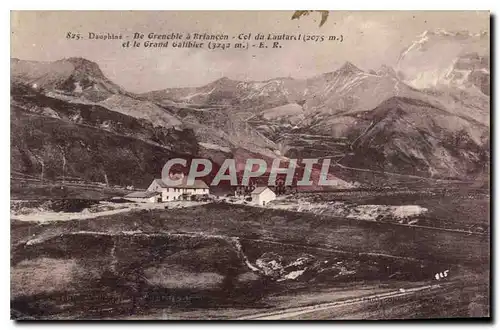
[11, 11, 489, 93]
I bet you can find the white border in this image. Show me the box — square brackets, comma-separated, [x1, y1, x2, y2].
[3, 1, 497, 10]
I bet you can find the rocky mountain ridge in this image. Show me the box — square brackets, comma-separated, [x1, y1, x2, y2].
[10, 30, 490, 185]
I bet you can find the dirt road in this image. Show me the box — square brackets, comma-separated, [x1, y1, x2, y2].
[237, 282, 455, 320]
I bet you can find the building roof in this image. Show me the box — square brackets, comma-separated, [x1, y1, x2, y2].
[125, 191, 160, 198]
[152, 178, 209, 190]
[251, 186, 274, 195]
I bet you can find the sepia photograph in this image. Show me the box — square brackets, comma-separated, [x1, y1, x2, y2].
[9, 10, 490, 320]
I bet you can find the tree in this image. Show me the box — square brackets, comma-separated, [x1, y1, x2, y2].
[32, 153, 45, 183]
[57, 145, 67, 184]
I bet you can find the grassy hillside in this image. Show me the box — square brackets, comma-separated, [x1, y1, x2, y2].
[11, 201, 489, 319]
[11, 84, 200, 188]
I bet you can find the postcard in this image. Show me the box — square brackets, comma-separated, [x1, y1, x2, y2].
[10, 10, 490, 320]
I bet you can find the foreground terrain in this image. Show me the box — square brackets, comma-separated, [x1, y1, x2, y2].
[11, 188, 490, 320]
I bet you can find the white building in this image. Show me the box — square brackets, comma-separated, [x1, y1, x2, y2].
[251, 187, 276, 206]
[124, 191, 161, 203]
[147, 175, 210, 202]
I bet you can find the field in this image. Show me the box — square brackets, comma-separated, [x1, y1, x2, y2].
[11, 189, 490, 320]
[278, 187, 490, 232]
[10, 180, 131, 201]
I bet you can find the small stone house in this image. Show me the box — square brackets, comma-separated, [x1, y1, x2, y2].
[250, 187, 276, 206]
[147, 175, 210, 202]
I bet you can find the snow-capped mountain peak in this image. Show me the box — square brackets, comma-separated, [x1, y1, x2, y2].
[397, 29, 489, 93]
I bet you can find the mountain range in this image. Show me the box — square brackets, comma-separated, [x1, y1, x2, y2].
[10, 29, 490, 188]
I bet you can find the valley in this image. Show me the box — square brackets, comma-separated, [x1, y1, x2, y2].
[10, 191, 489, 319]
